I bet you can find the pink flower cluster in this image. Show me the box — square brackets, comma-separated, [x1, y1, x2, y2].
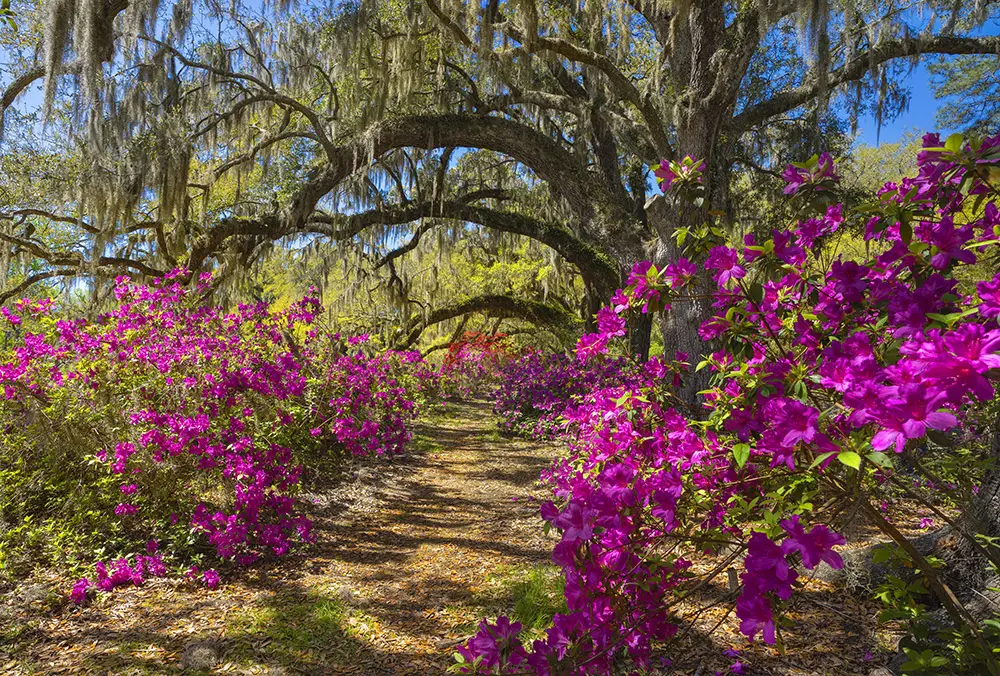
[737, 518, 844, 643]
[324, 351, 421, 457]
[492, 350, 654, 439]
[70, 554, 169, 604]
[0, 274, 427, 603]
[463, 132, 1000, 673]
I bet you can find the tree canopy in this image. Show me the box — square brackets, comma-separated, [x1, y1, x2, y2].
[1, 0, 999, 352]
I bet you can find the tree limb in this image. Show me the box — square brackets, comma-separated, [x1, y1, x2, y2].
[280, 113, 640, 263]
[395, 293, 577, 349]
[505, 27, 673, 159]
[0, 269, 79, 305]
[732, 34, 1000, 133]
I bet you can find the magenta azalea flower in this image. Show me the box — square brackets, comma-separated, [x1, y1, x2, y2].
[596, 307, 627, 338]
[663, 258, 698, 288]
[765, 398, 819, 447]
[978, 273, 1000, 319]
[782, 152, 839, 195]
[779, 515, 846, 569]
[705, 246, 746, 287]
[871, 387, 958, 453]
[576, 333, 609, 360]
[925, 219, 975, 269]
[203, 569, 220, 589]
[70, 578, 91, 605]
[653, 161, 678, 189]
[553, 502, 595, 544]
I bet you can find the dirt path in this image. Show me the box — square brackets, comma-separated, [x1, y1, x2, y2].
[2, 400, 886, 676]
[2, 400, 561, 675]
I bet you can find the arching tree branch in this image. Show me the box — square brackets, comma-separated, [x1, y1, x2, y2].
[394, 293, 577, 349]
[732, 34, 1000, 133]
[280, 113, 645, 268]
[0, 269, 79, 305]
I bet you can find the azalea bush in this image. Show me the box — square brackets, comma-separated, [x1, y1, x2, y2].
[492, 350, 646, 439]
[0, 273, 424, 595]
[458, 132, 1000, 674]
[438, 331, 513, 399]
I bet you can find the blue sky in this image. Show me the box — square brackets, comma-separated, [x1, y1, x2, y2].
[854, 17, 1000, 147]
[854, 63, 939, 147]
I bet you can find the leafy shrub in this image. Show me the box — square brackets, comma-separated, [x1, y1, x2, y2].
[461, 134, 1000, 674]
[0, 273, 424, 591]
[491, 350, 648, 439]
[437, 331, 513, 399]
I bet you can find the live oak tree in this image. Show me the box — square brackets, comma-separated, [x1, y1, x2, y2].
[2, 0, 999, 372]
[260, 223, 585, 352]
[931, 53, 1000, 135]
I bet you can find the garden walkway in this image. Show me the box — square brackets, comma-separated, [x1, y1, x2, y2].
[2, 400, 879, 675]
[2, 400, 558, 675]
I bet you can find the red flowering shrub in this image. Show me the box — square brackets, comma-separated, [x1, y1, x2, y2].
[439, 331, 513, 398]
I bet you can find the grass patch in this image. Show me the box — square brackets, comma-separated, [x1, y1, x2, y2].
[418, 402, 455, 426]
[223, 588, 381, 669]
[484, 428, 506, 443]
[508, 565, 566, 630]
[411, 434, 445, 455]
[444, 564, 566, 638]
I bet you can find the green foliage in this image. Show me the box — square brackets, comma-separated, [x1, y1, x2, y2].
[261, 232, 581, 354]
[506, 565, 567, 632]
[874, 544, 1000, 675]
[842, 134, 926, 197]
[931, 55, 1000, 136]
[0, 0, 16, 31]
[451, 564, 567, 638]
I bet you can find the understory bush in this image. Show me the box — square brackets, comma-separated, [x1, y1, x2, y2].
[0, 273, 424, 593]
[459, 133, 1000, 674]
[438, 331, 514, 399]
[491, 350, 649, 439]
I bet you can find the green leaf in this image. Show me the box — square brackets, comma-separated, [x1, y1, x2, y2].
[900, 220, 913, 245]
[872, 546, 894, 564]
[944, 133, 964, 153]
[732, 443, 751, 469]
[809, 451, 837, 470]
[926, 312, 954, 325]
[866, 452, 894, 469]
[926, 429, 955, 447]
[837, 451, 861, 470]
